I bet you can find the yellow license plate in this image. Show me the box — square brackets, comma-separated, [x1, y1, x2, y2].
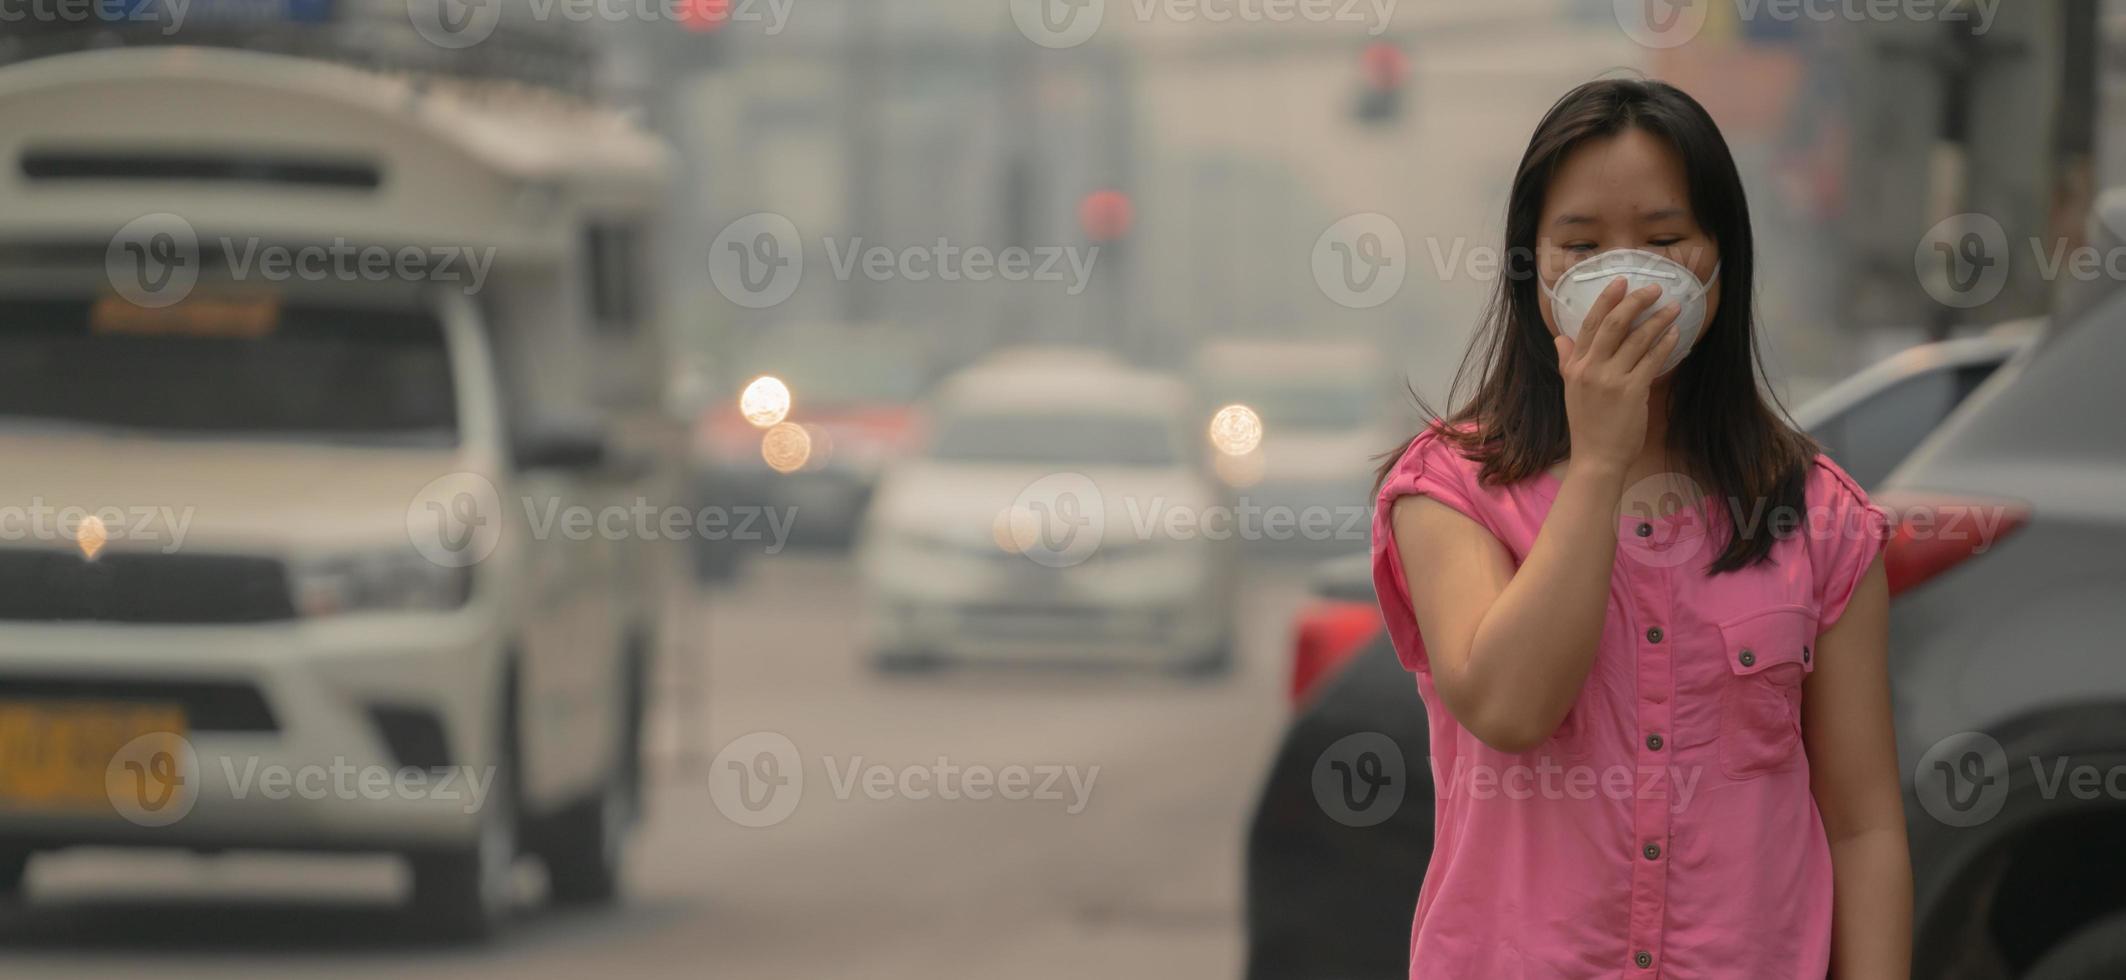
[0, 701, 187, 814]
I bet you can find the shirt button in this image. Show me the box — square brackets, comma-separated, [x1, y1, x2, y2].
[1646, 626, 1664, 644]
[1739, 648, 1756, 667]
[1643, 842, 1662, 861]
[1635, 950, 1653, 969]
[1802, 644, 1812, 664]
[1635, 522, 1653, 538]
[1646, 732, 1664, 751]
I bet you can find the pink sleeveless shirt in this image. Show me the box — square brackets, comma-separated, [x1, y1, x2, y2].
[1370, 424, 1888, 978]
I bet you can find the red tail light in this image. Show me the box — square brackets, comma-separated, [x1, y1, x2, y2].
[1289, 601, 1382, 706]
[1878, 493, 2030, 598]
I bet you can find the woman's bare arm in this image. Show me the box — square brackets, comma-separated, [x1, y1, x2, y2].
[1389, 280, 1679, 751]
[1804, 557, 1912, 978]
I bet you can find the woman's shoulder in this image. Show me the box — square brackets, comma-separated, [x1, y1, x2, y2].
[1794, 451, 1893, 625]
[1802, 451, 1878, 514]
[1383, 420, 1485, 483]
[1376, 420, 1508, 524]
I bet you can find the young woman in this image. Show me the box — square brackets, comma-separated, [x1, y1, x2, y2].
[1371, 79, 1911, 977]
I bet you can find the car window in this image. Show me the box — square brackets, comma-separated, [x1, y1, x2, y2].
[0, 285, 456, 446]
[1829, 359, 2007, 489]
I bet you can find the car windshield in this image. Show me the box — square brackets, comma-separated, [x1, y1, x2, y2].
[930, 411, 1179, 466]
[0, 272, 456, 446]
[1208, 377, 1369, 431]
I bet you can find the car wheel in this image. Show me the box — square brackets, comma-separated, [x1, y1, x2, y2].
[0, 847, 29, 901]
[408, 674, 519, 942]
[2026, 910, 2126, 980]
[539, 662, 639, 907]
[539, 774, 629, 907]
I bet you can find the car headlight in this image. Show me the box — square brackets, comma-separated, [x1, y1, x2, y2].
[291, 550, 473, 617]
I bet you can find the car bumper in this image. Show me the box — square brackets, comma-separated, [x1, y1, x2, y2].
[0, 613, 504, 852]
[860, 549, 1229, 665]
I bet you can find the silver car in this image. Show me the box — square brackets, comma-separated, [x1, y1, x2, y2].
[1890, 194, 2126, 979]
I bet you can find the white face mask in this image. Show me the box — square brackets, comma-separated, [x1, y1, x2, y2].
[1540, 248, 1720, 375]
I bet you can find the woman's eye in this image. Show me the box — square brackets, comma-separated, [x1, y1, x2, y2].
[1564, 243, 1597, 253]
[1650, 237, 1684, 248]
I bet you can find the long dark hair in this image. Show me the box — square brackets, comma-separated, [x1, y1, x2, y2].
[1387, 77, 1814, 574]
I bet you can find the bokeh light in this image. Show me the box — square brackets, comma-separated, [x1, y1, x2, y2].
[1208, 403, 1263, 457]
[740, 375, 792, 428]
[761, 421, 812, 473]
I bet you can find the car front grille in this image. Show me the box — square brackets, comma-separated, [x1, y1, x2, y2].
[0, 548, 295, 624]
[0, 675, 278, 732]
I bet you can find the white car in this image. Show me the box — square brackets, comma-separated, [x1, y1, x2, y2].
[1188, 340, 1387, 552]
[0, 50, 675, 940]
[857, 352, 1237, 675]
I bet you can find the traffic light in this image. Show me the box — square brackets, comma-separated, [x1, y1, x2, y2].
[1078, 189, 1133, 243]
[1354, 42, 1408, 125]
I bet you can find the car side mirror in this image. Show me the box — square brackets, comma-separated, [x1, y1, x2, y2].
[512, 418, 610, 472]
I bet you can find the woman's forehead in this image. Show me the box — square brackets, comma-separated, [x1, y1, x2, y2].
[1542, 129, 1692, 222]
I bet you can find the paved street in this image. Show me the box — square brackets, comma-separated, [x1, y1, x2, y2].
[0, 552, 1318, 979]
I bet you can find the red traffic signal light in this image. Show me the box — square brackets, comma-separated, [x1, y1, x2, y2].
[1361, 42, 1408, 91]
[677, 0, 730, 32]
[1079, 189, 1134, 242]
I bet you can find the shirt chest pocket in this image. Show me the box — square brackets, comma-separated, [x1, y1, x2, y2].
[1715, 604, 1818, 779]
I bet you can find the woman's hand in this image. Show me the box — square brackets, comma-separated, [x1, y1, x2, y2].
[1554, 278, 1683, 469]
